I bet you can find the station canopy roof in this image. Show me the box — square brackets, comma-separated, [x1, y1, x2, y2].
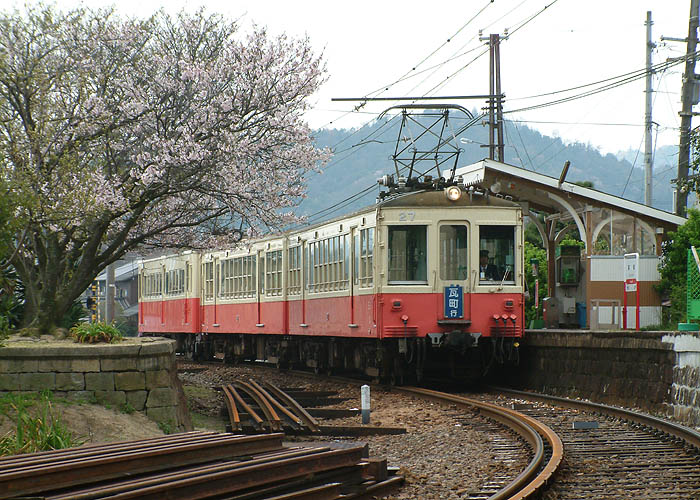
[454, 159, 686, 255]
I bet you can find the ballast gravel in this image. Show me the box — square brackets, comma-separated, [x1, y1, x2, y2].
[178, 361, 528, 499]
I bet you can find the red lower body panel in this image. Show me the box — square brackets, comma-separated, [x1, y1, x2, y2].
[139, 291, 523, 339]
[139, 298, 200, 334]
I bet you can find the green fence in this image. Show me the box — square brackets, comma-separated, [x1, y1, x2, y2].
[687, 248, 700, 320]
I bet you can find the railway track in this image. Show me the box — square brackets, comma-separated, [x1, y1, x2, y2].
[389, 386, 700, 499]
[488, 388, 700, 499]
[179, 361, 700, 498]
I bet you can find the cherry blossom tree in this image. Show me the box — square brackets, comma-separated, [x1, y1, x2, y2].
[0, 5, 329, 333]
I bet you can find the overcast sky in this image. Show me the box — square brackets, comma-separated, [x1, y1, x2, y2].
[4, 0, 695, 156]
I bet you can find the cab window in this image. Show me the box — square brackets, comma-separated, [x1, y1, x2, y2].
[479, 225, 516, 283]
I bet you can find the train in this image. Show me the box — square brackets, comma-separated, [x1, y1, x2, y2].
[138, 182, 524, 383]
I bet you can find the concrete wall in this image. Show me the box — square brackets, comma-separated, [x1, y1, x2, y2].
[0, 337, 191, 431]
[518, 330, 700, 428]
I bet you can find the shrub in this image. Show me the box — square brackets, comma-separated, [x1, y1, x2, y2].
[70, 321, 123, 344]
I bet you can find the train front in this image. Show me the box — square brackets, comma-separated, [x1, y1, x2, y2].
[376, 188, 523, 382]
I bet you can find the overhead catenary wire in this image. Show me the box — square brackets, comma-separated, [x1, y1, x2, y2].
[504, 52, 695, 115]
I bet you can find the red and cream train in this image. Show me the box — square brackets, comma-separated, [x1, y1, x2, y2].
[138, 187, 524, 382]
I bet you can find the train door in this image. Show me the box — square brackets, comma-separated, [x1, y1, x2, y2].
[213, 256, 219, 326]
[256, 250, 265, 327]
[349, 226, 357, 326]
[436, 222, 471, 324]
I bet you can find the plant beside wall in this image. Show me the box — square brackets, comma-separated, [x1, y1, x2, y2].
[70, 322, 123, 344]
[0, 392, 80, 456]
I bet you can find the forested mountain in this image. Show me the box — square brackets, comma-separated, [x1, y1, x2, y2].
[298, 117, 678, 222]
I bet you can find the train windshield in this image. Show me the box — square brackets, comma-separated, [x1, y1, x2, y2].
[440, 225, 468, 280]
[388, 225, 428, 284]
[479, 225, 516, 284]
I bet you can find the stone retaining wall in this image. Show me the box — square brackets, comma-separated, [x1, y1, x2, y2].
[0, 337, 191, 431]
[517, 330, 700, 428]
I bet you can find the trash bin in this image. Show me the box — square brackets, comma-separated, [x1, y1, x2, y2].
[576, 302, 586, 328]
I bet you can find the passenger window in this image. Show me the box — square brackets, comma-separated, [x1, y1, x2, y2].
[388, 225, 427, 284]
[479, 225, 516, 283]
[440, 225, 468, 280]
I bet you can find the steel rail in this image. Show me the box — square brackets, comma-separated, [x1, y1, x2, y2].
[261, 482, 342, 500]
[393, 387, 563, 500]
[99, 446, 366, 500]
[0, 432, 218, 470]
[233, 380, 283, 431]
[46, 445, 335, 500]
[225, 384, 265, 429]
[1, 433, 285, 498]
[262, 380, 322, 433]
[494, 387, 700, 451]
[221, 385, 242, 431]
[248, 379, 305, 429]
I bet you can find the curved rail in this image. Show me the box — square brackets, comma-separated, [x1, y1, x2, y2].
[393, 387, 563, 500]
[494, 387, 700, 451]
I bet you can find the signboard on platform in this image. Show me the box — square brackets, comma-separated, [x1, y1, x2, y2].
[623, 253, 640, 329]
[624, 253, 639, 281]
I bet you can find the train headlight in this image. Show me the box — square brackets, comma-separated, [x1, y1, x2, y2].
[445, 185, 462, 201]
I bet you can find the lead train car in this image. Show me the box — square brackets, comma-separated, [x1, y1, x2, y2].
[138, 190, 523, 383]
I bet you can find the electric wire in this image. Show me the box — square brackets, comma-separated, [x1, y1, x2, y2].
[425, 0, 562, 97]
[504, 52, 694, 115]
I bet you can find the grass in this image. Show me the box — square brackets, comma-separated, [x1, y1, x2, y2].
[0, 392, 82, 456]
[190, 411, 226, 433]
[157, 421, 173, 435]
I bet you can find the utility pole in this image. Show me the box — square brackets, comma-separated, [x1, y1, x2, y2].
[106, 262, 115, 324]
[481, 33, 506, 162]
[644, 11, 655, 206]
[676, 0, 699, 216]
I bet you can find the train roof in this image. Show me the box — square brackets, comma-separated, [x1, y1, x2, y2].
[139, 187, 520, 264]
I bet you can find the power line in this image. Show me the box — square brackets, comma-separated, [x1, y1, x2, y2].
[504, 52, 694, 115]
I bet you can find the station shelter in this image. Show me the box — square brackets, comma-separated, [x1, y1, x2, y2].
[454, 159, 687, 329]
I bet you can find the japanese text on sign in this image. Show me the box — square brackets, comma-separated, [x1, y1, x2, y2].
[444, 285, 463, 319]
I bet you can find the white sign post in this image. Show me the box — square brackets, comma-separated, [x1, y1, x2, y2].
[361, 385, 370, 424]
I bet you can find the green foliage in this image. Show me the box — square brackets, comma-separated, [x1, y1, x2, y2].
[59, 300, 88, 330]
[0, 393, 80, 456]
[524, 220, 544, 248]
[157, 421, 173, 435]
[70, 321, 123, 344]
[558, 238, 584, 248]
[657, 208, 700, 325]
[0, 265, 23, 343]
[0, 316, 9, 345]
[524, 242, 548, 325]
[120, 402, 135, 415]
[113, 319, 138, 338]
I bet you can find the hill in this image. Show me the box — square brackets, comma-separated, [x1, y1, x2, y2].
[299, 118, 678, 221]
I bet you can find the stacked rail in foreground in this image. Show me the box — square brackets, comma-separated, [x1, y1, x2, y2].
[0, 431, 402, 499]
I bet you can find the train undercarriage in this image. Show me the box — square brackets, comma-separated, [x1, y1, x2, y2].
[170, 332, 519, 384]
